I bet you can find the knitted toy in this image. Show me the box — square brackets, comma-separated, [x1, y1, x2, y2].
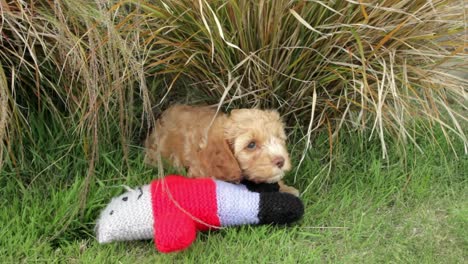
[95, 175, 303, 253]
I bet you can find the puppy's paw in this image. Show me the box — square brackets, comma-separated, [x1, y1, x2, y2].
[278, 181, 300, 197]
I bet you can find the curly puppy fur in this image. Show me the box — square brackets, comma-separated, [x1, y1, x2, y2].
[144, 105, 298, 195]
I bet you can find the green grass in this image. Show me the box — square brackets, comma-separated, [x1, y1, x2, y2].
[1, 113, 466, 263]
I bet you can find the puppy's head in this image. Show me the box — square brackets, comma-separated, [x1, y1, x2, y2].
[225, 109, 291, 183]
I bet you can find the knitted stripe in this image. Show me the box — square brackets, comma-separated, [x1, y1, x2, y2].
[215, 180, 260, 226]
[241, 179, 280, 193]
[151, 175, 220, 252]
[257, 192, 304, 225]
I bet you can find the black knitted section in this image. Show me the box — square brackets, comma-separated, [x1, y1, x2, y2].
[258, 192, 304, 225]
[241, 179, 280, 193]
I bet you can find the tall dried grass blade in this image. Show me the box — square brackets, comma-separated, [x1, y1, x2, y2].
[0, 64, 9, 168]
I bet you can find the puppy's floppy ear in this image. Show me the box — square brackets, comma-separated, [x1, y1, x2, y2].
[192, 125, 242, 183]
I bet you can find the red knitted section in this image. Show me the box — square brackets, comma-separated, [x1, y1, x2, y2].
[150, 175, 220, 253]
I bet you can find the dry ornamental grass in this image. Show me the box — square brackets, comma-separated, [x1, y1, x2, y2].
[0, 0, 466, 169]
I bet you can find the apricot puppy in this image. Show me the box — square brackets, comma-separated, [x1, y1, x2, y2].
[144, 105, 298, 195]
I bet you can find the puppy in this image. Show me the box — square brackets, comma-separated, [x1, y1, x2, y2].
[144, 105, 299, 196]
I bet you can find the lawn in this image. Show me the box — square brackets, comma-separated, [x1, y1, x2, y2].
[1, 114, 466, 263]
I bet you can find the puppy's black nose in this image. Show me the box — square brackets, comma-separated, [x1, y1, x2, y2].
[273, 157, 285, 168]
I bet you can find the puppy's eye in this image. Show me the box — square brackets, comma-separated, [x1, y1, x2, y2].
[246, 141, 256, 149]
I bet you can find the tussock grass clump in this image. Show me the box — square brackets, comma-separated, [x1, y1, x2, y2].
[0, 1, 151, 168]
[135, 0, 467, 158]
[0, 0, 466, 169]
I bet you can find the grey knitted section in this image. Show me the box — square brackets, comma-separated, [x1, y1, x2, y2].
[215, 180, 260, 226]
[95, 184, 154, 243]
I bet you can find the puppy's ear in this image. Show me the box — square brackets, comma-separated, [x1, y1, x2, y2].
[193, 127, 242, 183]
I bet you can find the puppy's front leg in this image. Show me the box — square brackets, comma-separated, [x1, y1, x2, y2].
[278, 180, 300, 197]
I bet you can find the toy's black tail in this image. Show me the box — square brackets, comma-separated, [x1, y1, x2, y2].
[257, 192, 304, 225]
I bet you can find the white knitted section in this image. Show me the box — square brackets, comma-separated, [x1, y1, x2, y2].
[95, 184, 154, 243]
[215, 180, 260, 226]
